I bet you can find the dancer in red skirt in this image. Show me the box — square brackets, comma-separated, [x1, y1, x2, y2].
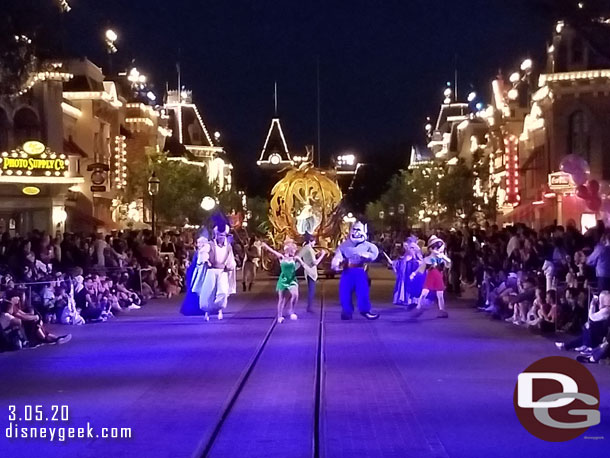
[411, 235, 452, 318]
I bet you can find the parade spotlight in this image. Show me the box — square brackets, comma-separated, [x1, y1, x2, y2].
[146, 91, 156, 102]
[509, 72, 521, 84]
[508, 88, 519, 100]
[520, 58, 533, 73]
[467, 91, 477, 102]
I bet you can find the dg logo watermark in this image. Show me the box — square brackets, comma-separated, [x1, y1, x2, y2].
[513, 356, 601, 441]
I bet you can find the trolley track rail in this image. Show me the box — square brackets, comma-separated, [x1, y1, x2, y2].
[193, 285, 327, 458]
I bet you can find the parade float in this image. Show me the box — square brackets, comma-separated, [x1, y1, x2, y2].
[263, 163, 347, 274]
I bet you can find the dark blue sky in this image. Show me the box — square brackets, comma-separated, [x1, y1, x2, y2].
[62, 0, 556, 192]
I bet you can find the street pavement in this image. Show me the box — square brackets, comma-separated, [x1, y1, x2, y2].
[1, 266, 609, 458]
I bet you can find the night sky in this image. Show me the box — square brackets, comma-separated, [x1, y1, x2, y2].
[37, 1, 571, 196]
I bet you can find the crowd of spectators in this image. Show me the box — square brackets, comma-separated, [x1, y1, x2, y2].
[375, 219, 610, 364]
[0, 229, 193, 352]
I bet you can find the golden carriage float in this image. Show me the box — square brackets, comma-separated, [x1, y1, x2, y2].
[263, 163, 346, 276]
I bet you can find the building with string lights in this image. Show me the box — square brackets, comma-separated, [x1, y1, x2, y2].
[487, 17, 610, 229]
[162, 90, 232, 191]
[0, 61, 85, 235]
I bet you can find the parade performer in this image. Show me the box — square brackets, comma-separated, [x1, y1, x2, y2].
[262, 239, 314, 323]
[199, 219, 237, 321]
[392, 237, 424, 307]
[331, 221, 380, 320]
[180, 230, 210, 316]
[411, 235, 451, 318]
[298, 233, 327, 312]
[242, 236, 261, 292]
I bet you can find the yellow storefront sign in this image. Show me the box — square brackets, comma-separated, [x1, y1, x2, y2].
[2, 157, 67, 171]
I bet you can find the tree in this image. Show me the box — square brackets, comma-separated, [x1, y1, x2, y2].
[246, 196, 270, 234]
[367, 154, 497, 229]
[152, 159, 216, 226]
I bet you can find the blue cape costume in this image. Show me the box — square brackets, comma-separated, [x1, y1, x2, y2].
[180, 250, 209, 316]
[393, 257, 424, 305]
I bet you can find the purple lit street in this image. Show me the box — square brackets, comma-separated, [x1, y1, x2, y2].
[5, 2, 610, 457]
[2, 268, 609, 458]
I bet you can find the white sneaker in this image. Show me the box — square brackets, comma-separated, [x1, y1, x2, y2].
[218, 310, 223, 320]
[277, 316, 285, 324]
[127, 304, 141, 310]
[204, 313, 210, 322]
[289, 313, 298, 320]
[555, 342, 565, 350]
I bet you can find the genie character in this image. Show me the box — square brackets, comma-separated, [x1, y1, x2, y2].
[332, 221, 380, 320]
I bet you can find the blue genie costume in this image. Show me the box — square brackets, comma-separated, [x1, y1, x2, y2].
[180, 229, 210, 316]
[392, 238, 425, 306]
[332, 221, 380, 320]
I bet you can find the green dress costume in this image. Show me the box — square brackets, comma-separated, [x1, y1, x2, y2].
[276, 259, 298, 291]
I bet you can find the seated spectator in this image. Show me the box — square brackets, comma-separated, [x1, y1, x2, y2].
[538, 289, 557, 334]
[558, 287, 587, 334]
[0, 299, 27, 351]
[501, 272, 535, 321]
[577, 327, 610, 364]
[556, 290, 610, 352]
[525, 287, 544, 328]
[74, 276, 105, 322]
[5, 291, 70, 346]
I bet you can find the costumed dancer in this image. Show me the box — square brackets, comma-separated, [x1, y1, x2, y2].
[242, 236, 261, 292]
[411, 235, 451, 318]
[180, 229, 210, 316]
[199, 219, 237, 321]
[298, 233, 327, 312]
[262, 239, 314, 323]
[391, 237, 424, 307]
[331, 220, 380, 320]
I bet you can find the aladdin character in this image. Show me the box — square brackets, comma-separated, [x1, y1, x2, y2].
[392, 237, 424, 307]
[199, 221, 237, 321]
[180, 229, 210, 316]
[331, 221, 380, 320]
[411, 235, 451, 318]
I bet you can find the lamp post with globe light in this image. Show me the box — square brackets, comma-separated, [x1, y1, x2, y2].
[148, 172, 160, 237]
[104, 29, 118, 75]
[200, 196, 216, 212]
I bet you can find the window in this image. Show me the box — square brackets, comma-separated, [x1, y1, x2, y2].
[568, 111, 590, 160]
[13, 107, 40, 145]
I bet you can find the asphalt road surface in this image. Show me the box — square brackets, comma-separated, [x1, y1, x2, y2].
[1, 266, 609, 457]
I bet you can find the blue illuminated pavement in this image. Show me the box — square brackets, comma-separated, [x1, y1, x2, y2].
[1, 267, 609, 458]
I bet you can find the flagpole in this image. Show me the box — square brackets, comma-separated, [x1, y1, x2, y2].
[316, 56, 321, 168]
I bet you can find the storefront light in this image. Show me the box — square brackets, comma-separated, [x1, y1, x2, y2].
[52, 208, 68, 224]
[22, 186, 40, 196]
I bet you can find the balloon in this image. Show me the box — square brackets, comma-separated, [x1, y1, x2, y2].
[588, 179, 600, 196]
[576, 185, 590, 200]
[588, 196, 602, 212]
[561, 154, 590, 174]
[572, 171, 588, 186]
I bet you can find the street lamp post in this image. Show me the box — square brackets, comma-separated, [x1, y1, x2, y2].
[148, 172, 160, 237]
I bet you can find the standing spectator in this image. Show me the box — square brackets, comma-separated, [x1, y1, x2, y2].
[92, 232, 108, 268]
[587, 233, 610, 290]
